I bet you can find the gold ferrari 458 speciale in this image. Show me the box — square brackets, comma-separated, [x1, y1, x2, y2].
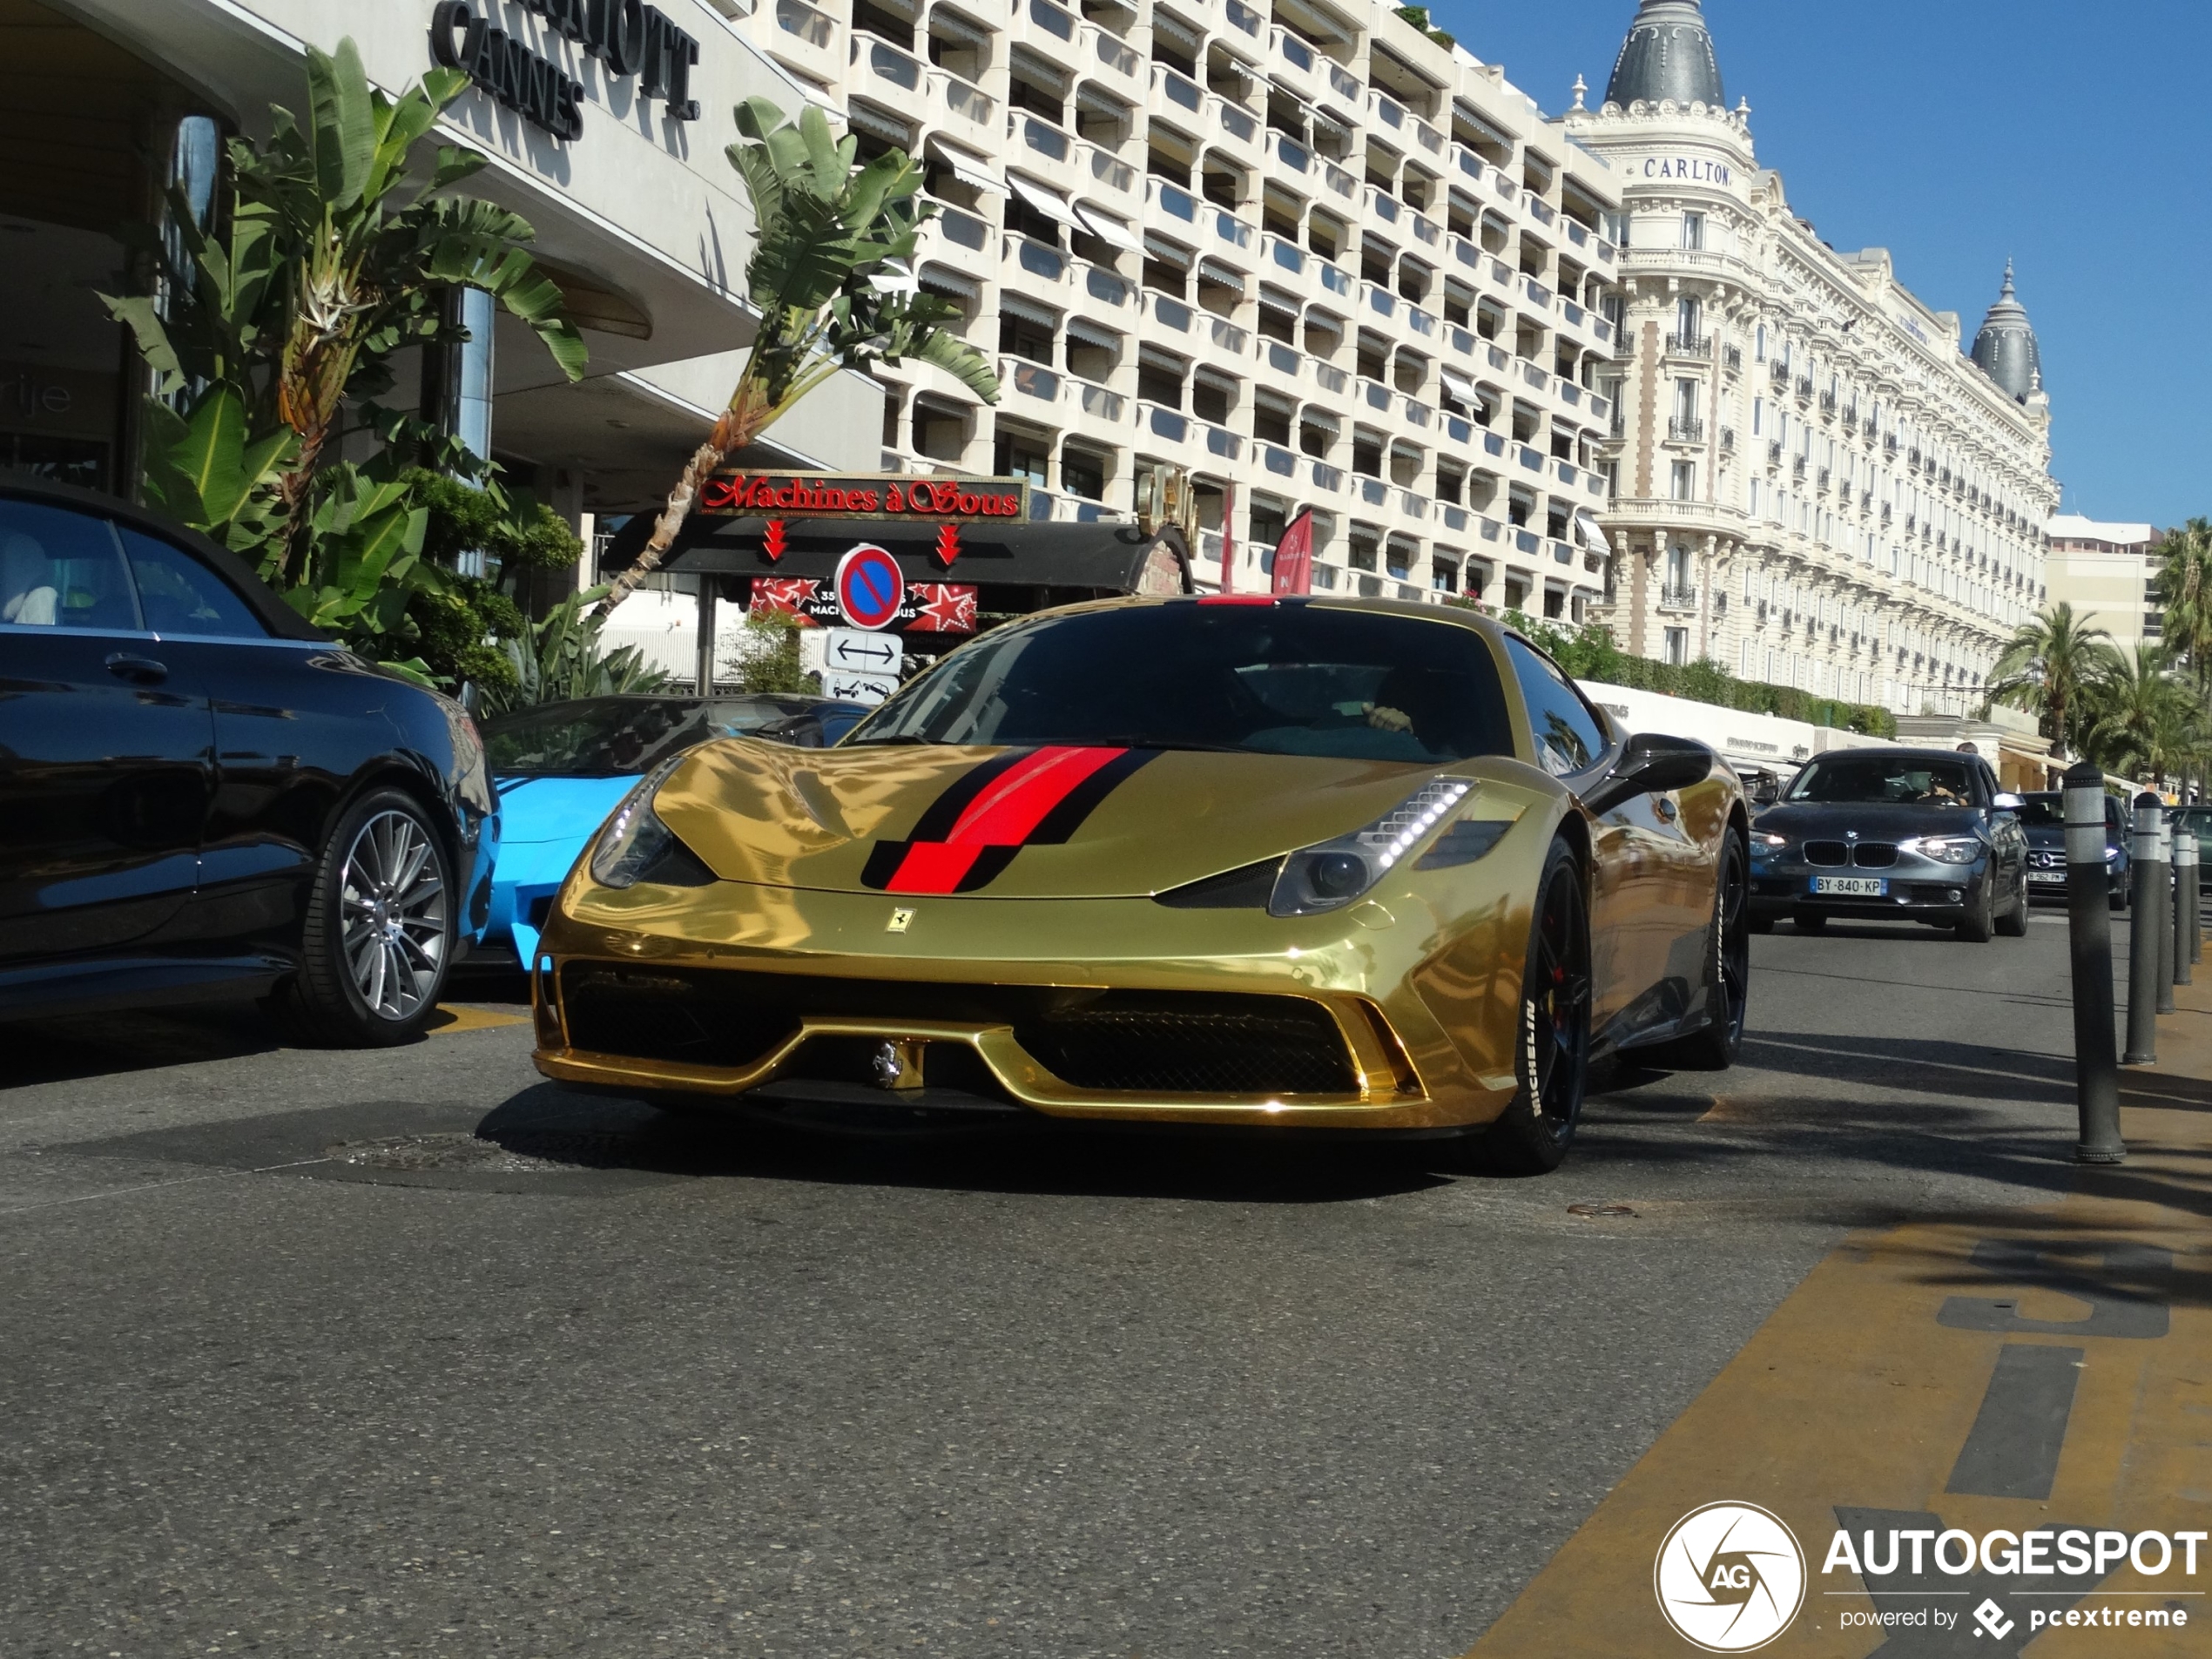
[530, 596, 1749, 1171]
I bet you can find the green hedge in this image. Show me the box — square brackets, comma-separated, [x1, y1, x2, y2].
[1471, 609, 1898, 738]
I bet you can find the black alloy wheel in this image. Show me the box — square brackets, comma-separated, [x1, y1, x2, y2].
[1641, 830, 1749, 1069]
[1474, 839, 1593, 1175]
[1996, 858, 2031, 936]
[1956, 873, 1995, 943]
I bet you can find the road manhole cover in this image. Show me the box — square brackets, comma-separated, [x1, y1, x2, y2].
[1567, 1203, 1637, 1217]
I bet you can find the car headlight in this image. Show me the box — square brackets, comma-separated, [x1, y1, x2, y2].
[1905, 835, 1983, 865]
[589, 757, 696, 889]
[1750, 831, 1788, 851]
[1269, 779, 1474, 917]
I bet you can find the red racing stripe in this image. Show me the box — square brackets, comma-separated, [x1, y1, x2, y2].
[880, 746, 1130, 894]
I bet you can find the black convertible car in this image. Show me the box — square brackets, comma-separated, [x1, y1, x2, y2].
[1748, 746, 2030, 941]
[0, 476, 495, 1043]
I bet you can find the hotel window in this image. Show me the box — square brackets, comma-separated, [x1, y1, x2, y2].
[1751, 396, 1764, 436]
[1681, 212, 1703, 251]
[1671, 460, 1695, 500]
[1060, 446, 1108, 502]
[1664, 627, 1689, 665]
[1755, 323, 1767, 361]
[1739, 638, 1753, 675]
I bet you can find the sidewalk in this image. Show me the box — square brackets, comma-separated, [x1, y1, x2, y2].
[1466, 972, 2212, 1656]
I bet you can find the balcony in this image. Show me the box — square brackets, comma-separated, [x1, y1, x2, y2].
[769, 0, 838, 79]
[1664, 332, 1710, 359]
[852, 31, 923, 95]
[1082, 20, 1140, 82]
[1766, 441, 1783, 467]
[1081, 141, 1136, 197]
[1722, 345, 1743, 374]
[1150, 63, 1204, 119]
[1656, 585, 1697, 613]
[1269, 25, 1318, 97]
[931, 68, 997, 138]
[1667, 416, 1704, 443]
[1718, 427, 1735, 453]
[999, 356, 1062, 408]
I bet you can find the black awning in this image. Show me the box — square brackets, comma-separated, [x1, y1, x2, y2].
[599, 513, 1193, 597]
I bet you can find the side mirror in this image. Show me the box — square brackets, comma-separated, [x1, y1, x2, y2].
[1582, 732, 1715, 817]
[1992, 792, 2023, 812]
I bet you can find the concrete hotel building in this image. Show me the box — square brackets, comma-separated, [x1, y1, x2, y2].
[1568, 0, 2060, 717]
[737, 0, 1625, 613]
[0, 0, 884, 569]
[2046, 515, 2162, 658]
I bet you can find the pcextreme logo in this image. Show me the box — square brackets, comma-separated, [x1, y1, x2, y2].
[1654, 1503, 1808, 1652]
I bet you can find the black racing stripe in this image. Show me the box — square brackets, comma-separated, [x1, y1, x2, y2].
[860, 840, 915, 891]
[954, 845, 1022, 893]
[904, 748, 1037, 843]
[1027, 748, 1159, 845]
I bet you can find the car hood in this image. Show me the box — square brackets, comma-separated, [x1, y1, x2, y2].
[1754, 802, 1989, 842]
[493, 774, 643, 846]
[650, 738, 1479, 899]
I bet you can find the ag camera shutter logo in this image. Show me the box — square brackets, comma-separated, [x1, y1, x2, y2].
[1654, 1502, 1807, 1651]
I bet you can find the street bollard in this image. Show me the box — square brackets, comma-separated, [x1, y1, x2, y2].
[2182, 816, 2202, 967]
[2124, 799, 2163, 1066]
[2159, 808, 2178, 1012]
[2066, 765, 2126, 1163]
[2177, 809, 2195, 988]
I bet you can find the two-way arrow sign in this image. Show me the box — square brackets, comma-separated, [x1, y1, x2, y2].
[825, 626, 903, 672]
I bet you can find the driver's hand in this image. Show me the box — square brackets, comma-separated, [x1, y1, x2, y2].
[1366, 704, 1413, 732]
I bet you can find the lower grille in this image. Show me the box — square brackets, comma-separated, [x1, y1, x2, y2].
[1013, 994, 1355, 1095]
[557, 964, 1356, 1095]
[561, 963, 798, 1068]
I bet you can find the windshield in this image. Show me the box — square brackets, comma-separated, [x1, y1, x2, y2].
[483, 696, 819, 777]
[1784, 755, 1979, 807]
[848, 602, 1515, 764]
[2016, 792, 2124, 832]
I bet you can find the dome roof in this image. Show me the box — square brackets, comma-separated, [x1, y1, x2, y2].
[1605, 0, 1725, 109]
[1971, 262, 2042, 403]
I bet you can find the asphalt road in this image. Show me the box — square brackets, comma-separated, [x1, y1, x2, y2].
[0, 910, 2113, 1657]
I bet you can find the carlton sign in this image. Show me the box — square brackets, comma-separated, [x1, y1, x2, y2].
[696, 473, 1031, 522]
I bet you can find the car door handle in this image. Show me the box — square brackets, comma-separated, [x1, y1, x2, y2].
[105, 652, 169, 685]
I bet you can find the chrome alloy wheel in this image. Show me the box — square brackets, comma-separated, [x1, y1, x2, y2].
[339, 810, 448, 1021]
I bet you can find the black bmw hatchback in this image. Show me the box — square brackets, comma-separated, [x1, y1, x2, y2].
[1748, 745, 2030, 941]
[0, 477, 495, 1044]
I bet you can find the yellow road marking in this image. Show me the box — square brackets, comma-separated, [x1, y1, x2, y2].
[427, 1004, 530, 1035]
[1467, 994, 2212, 1656]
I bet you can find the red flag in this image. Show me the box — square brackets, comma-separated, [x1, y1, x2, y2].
[1271, 509, 1315, 596]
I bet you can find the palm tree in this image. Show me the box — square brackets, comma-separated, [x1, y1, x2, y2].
[2079, 644, 2201, 789]
[2154, 519, 2212, 687]
[1989, 602, 2118, 759]
[597, 99, 998, 617]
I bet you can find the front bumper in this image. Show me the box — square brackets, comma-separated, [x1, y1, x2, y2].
[529, 879, 1527, 1133]
[2024, 853, 2125, 901]
[1750, 854, 1989, 921]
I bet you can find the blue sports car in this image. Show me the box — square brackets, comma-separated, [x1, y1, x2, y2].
[477, 693, 869, 965]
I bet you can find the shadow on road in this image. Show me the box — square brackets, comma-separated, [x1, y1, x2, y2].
[473, 1082, 1455, 1204]
[1, 1001, 280, 1089]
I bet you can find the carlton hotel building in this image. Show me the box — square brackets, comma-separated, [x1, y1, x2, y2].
[740, 0, 1626, 616]
[1568, 0, 2059, 717]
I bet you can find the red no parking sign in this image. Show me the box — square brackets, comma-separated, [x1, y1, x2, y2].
[835, 544, 906, 631]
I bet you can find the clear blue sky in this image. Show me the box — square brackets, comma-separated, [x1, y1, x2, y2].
[1430, 0, 2207, 529]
